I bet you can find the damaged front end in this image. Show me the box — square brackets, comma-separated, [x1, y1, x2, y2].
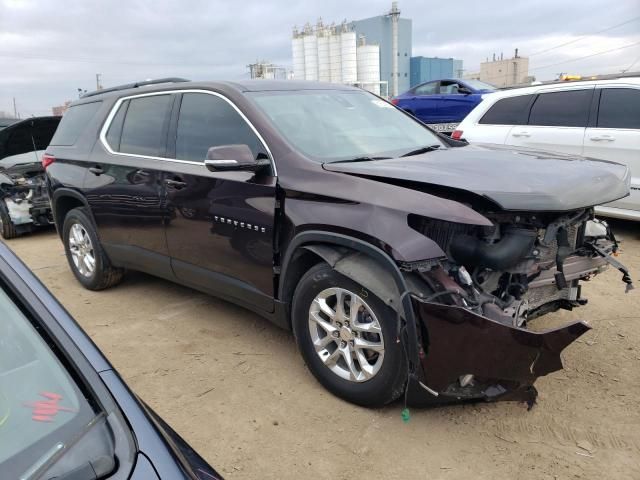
[0, 162, 53, 237]
[403, 209, 632, 406]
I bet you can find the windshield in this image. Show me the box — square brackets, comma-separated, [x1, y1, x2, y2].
[249, 90, 444, 162]
[463, 79, 496, 91]
[0, 284, 98, 479]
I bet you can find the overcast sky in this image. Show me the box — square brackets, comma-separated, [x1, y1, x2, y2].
[1, 0, 639, 117]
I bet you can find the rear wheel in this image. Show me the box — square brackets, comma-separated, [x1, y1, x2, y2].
[292, 263, 406, 407]
[62, 208, 123, 290]
[0, 201, 18, 239]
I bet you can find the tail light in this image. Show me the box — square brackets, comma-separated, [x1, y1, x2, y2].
[42, 153, 56, 169]
[451, 130, 463, 140]
[390, 98, 399, 105]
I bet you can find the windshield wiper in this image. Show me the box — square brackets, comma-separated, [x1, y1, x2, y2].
[328, 156, 392, 164]
[400, 145, 441, 157]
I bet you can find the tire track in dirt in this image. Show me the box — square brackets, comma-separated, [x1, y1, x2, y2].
[492, 417, 640, 452]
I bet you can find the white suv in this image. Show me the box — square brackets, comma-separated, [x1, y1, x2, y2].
[454, 78, 640, 220]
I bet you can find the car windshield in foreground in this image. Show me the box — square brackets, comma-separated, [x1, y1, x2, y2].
[463, 79, 496, 91]
[0, 284, 105, 479]
[249, 89, 444, 162]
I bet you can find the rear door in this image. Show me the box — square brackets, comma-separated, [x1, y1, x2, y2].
[162, 91, 277, 312]
[86, 93, 174, 278]
[584, 86, 640, 214]
[507, 88, 594, 155]
[410, 81, 440, 123]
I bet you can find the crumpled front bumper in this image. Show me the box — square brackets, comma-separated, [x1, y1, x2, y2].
[408, 300, 591, 407]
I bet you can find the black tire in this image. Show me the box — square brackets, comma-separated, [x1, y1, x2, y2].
[0, 201, 18, 239]
[292, 263, 407, 407]
[62, 207, 124, 290]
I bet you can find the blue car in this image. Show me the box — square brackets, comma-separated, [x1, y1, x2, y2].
[392, 79, 495, 134]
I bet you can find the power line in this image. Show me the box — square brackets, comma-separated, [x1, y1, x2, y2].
[528, 16, 640, 57]
[530, 41, 640, 71]
[0, 52, 221, 67]
[623, 56, 640, 72]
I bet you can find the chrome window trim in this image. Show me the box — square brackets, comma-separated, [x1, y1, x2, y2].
[98, 89, 277, 175]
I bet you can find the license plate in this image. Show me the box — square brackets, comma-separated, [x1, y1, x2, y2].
[426, 123, 459, 133]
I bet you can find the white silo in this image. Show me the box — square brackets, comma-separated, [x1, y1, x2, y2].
[317, 27, 331, 83]
[328, 27, 342, 83]
[357, 38, 381, 95]
[292, 28, 305, 81]
[303, 24, 318, 81]
[340, 27, 357, 84]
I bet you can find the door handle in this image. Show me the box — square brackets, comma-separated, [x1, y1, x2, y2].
[589, 135, 615, 142]
[164, 179, 187, 190]
[511, 131, 531, 138]
[88, 166, 104, 176]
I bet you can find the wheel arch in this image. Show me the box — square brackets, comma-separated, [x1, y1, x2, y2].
[279, 231, 406, 329]
[51, 189, 92, 238]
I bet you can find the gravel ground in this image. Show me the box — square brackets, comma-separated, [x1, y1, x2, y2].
[6, 219, 640, 480]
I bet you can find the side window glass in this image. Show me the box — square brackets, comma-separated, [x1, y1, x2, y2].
[414, 82, 438, 96]
[49, 102, 102, 146]
[119, 95, 172, 157]
[597, 88, 640, 129]
[105, 100, 128, 151]
[439, 81, 459, 95]
[176, 93, 267, 162]
[479, 95, 534, 125]
[528, 90, 591, 127]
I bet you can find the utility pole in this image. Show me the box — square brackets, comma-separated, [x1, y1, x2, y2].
[387, 1, 400, 97]
[96, 73, 102, 90]
[12, 97, 18, 118]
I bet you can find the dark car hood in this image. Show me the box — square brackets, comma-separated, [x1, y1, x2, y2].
[323, 143, 630, 211]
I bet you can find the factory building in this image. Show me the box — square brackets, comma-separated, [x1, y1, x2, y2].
[479, 50, 530, 87]
[410, 57, 463, 87]
[349, 2, 411, 96]
[291, 2, 411, 97]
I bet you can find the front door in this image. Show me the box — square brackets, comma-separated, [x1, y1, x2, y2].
[162, 91, 277, 312]
[85, 93, 174, 278]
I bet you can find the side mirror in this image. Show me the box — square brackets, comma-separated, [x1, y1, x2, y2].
[458, 87, 472, 95]
[204, 144, 261, 172]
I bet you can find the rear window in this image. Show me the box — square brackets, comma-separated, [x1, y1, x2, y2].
[479, 95, 534, 125]
[118, 95, 172, 157]
[528, 89, 592, 127]
[597, 88, 640, 129]
[49, 102, 102, 146]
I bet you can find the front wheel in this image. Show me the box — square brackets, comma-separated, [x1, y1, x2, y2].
[62, 208, 124, 290]
[0, 201, 18, 239]
[292, 263, 407, 407]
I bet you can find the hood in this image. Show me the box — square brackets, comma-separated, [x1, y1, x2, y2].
[0, 151, 43, 170]
[323, 143, 630, 211]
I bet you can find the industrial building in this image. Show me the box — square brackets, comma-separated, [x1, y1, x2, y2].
[291, 2, 411, 97]
[410, 57, 463, 87]
[479, 50, 530, 87]
[247, 61, 288, 80]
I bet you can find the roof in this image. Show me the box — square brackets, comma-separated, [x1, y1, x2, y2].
[77, 78, 358, 104]
[483, 77, 640, 100]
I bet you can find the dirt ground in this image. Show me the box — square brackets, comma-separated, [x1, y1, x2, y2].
[6, 219, 640, 480]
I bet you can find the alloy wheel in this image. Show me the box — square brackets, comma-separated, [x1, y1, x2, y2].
[68, 223, 96, 277]
[308, 287, 385, 382]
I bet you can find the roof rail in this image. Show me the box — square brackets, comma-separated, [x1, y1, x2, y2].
[82, 77, 190, 98]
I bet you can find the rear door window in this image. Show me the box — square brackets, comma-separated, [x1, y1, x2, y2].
[528, 89, 592, 127]
[175, 92, 267, 162]
[597, 88, 640, 129]
[49, 102, 102, 146]
[413, 82, 438, 96]
[118, 94, 173, 157]
[479, 94, 534, 125]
